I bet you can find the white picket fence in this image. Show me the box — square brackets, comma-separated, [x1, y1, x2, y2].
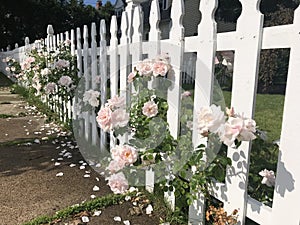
[1, 0, 300, 224]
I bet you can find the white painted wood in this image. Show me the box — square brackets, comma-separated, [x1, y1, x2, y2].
[145, 0, 161, 194]
[47, 25, 54, 51]
[188, 1, 218, 224]
[119, 10, 129, 96]
[70, 29, 75, 56]
[99, 19, 108, 150]
[65, 31, 70, 41]
[125, 0, 134, 43]
[76, 27, 83, 77]
[83, 25, 90, 142]
[131, 4, 143, 63]
[60, 32, 64, 44]
[90, 22, 99, 147]
[110, 16, 119, 97]
[270, 5, 300, 225]
[163, 0, 185, 212]
[223, 1, 264, 225]
[246, 197, 272, 224]
[148, 0, 161, 45]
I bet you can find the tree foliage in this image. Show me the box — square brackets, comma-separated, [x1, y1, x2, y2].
[0, 0, 114, 50]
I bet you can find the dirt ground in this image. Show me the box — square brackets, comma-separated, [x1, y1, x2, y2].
[0, 78, 163, 225]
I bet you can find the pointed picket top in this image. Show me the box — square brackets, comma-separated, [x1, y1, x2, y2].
[100, 20, 106, 41]
[149, 0, 161, 41]
[47, 24, 54, 36]
[91, 22, 97, 47]
[169, 0, 184, 42]
[132, 5, 143, 43]
[110, 15, 118, 47]
[56, 34, 60, 45]
[65, 31, 70, 41]
[59, 33, 63, 43]
[83, 25, 89, 50]
[70, 29, 75, 56]
[25, 37, 30, 46]
[76, 27, 82, 48]
[198, 0, 218, 39]
[120, 11, 129, 45]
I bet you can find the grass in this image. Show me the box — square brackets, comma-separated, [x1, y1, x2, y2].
[22, 193, 129, 225]
[22, 189, 178, 225]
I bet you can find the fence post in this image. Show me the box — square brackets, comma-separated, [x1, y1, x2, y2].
[164, 0, 185, 212]
[91, 22, 98, 147]
[83, 25, 91, 142]
[47, 25, 54, 51]
[222, 1, 263, 224]
[270, 6, 300, 225]
[99, 19, 108, 151]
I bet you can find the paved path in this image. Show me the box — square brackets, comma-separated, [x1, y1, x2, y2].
[0, 87, 111, 225]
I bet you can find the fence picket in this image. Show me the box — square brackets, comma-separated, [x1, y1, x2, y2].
[223, 1, 264, 224]
[99, 19, 107, 151]
[164, 0, 185, 211]
[188, 0, 218, 224]
[91, 22, 99, 147]
[270, 5, 300, 225]
[83, 25, 91, 142]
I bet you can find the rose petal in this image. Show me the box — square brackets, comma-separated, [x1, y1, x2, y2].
[93, 185, 100, 191]
[114, 216, 122, 222]
[93, 210, 102, 216]
[81, 216, 89, 223]
[123, 220, 130, 225]
[56, 172, 64, 177]
[146, 204, 153, 215]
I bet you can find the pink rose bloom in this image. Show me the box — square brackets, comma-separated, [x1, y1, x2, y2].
[259, 169, 276, 187]
[58, 75, 73, 87]
[107, 95, 125, 109]
[197, 104, 225, 135]
[111, 145, 138, 165]
[239, 117, 256, 141]
[107, 159, 125, 173]
[127, 72, 136, 83]
[83, 90, 100, 107]
[181, 91, 192, 98]
[5, 67, 10, 72]
[55, 59, 70, 69]
[119, 145, 138, 165]
[136, 59, 153, 76]
[219, 115, 256, 147]
[218, 117, 243, 147]
[41, 68, 51, 76]
[152, 60, 169, 77]
[96, 107, 112, 132]
[111, 108, 129, 128]
[26, 57, 35, 64]
[45, 82, 57, 94]
[142, 100, 158, 118]
[107, 172, 129, 194]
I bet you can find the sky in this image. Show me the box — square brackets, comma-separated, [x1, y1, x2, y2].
[83, 0, 116, 7]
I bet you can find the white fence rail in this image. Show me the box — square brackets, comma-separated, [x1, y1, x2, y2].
[1, 0, 300, 224]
